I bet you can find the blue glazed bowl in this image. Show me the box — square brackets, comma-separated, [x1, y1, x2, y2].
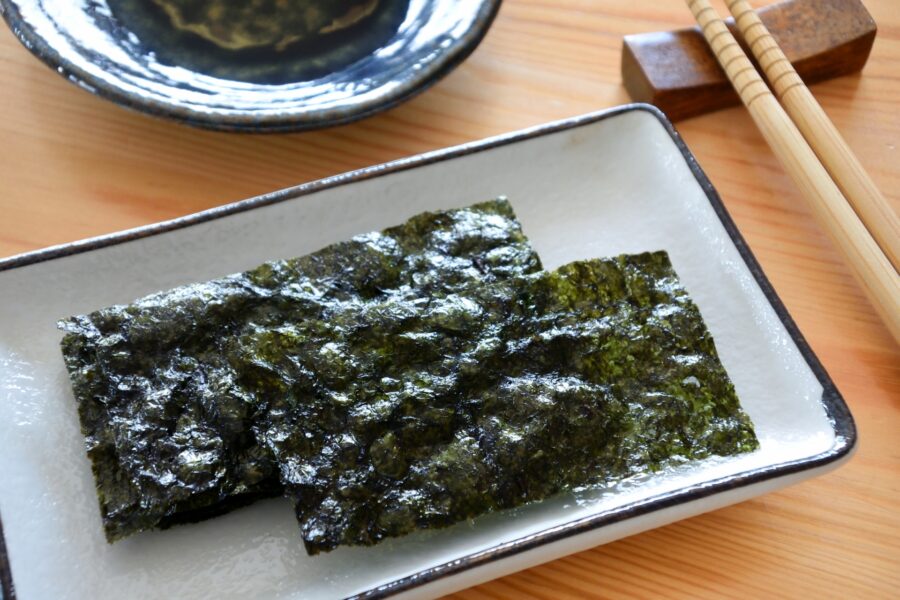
[0, 0, 501, 132]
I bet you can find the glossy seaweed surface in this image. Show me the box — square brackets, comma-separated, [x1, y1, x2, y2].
[58, 199, 541, 542]
[253, 252, 759, 554]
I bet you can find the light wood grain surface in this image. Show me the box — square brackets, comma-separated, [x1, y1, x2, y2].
[725, 0, 900, 274]
[1, 0, 898, 597]
[687, 0, 900, 341]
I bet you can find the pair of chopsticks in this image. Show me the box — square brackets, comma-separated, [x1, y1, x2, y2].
[685, 0, 900, 342]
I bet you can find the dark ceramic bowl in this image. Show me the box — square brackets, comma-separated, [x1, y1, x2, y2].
[0, 0, 501, 132]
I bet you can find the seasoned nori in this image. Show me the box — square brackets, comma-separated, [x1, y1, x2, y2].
[58, 199, 542, 542]
[251, 252, 758, 554]
[60, 198, 758, 554]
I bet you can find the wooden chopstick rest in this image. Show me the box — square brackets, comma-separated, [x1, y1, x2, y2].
[623, 0, 877, 121]
[725, 0, 900, 272]
[685, 0, 900, 342]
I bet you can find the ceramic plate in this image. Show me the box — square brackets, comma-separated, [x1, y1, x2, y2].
[0, 0, 500, 132]
[0, 105, 855, 599]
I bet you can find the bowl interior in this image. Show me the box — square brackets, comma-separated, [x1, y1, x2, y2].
[3, 0, 499, 129]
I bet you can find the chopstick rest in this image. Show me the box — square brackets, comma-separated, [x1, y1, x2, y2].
[622, 0, 877, 121]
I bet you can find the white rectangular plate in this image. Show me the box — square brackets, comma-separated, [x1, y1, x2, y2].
[0, 105, 855, 600]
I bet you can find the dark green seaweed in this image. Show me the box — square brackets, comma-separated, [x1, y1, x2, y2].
[251, 252, 759, 554]
[58, 199, 542, 542]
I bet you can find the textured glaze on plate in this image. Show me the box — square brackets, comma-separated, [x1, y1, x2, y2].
[0, 0, 500, 131]
[0, 106, 854, 599]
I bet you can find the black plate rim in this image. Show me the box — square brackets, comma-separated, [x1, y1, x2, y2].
[0, 103, 856, 600]
[0, 0, 503, 132]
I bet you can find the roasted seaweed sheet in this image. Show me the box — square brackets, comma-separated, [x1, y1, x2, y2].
[251, 252, 759, 554]
[59, 199, 541, 542]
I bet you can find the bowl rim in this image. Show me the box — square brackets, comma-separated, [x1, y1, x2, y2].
[0, 0, 503, 132]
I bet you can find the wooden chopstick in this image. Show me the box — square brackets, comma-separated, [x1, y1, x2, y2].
[684, 0, 900, 342]
[725, 0, 900, 272]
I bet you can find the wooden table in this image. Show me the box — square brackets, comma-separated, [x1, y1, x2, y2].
[1, 0, 897, 597]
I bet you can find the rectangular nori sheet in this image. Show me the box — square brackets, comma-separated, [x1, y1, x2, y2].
[58, 199, 542, 541]
[251, 252, 759, 554]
